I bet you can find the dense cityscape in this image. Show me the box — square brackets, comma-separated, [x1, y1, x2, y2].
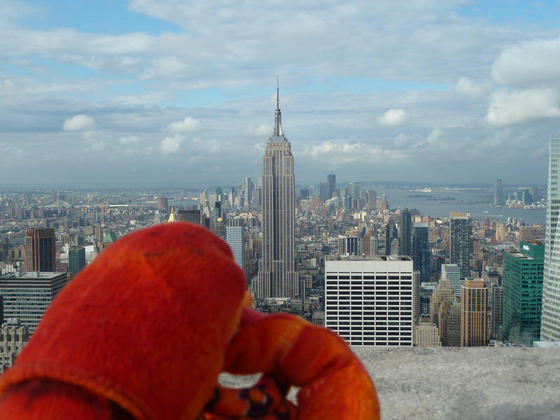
[0, 90, 554, 373]
[2, 1, 560, 418]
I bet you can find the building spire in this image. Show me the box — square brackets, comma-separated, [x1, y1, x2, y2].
[273, 76, 284, 138]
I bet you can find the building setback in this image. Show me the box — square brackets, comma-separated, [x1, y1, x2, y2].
[0, 272, 66, 335]
[502, 241, 544, 345]
[325, 255, 414, 346]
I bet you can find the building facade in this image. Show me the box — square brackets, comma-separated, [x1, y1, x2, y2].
[441, 264, 462, 298]
[542, 137, 560, 341]
[461, 279, 488, 347]
[450, 213, 472, 278]
[325, 255, 414, 346]
[398, 208, 412, 256]
[24, 228, 56, 272]
[68, 246, 86, 275]
[254, 85, 297, 298]
[503, 241, 544, 345]
[413, 223, 431, 282]
[226, 222, 244, 269]
[0, 320, 29, 373]
[0, 272, 66, 334]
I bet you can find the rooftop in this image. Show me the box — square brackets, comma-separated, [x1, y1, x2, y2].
[326, 255, 413, 262]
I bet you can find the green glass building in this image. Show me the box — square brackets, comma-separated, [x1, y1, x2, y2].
[502, 241, 544, 346]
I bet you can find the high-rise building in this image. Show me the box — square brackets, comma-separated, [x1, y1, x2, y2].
[503, 241, 544, 345]
[68, 246, 86, 275]
[24, 228, 56, 272]
[460, 279, 488, 347]
[542, 137, 560, 341]
[0, 320, 29, 374]
[319, 182, 329, 202]
[441, 264, 462, 297]
[346, 183, 360, 199]
[440, 301, 461, 346]
[429, 277, 455, 328]
[493, 179, 504, 206]
[327, 173, 336, 199]
[226, 221, 244, 269]
[177, 209, 202, 225]
[450, 212, 472, 278]
[338, 236, 359, 256]
[491, 284, 503, 340]
[325, 255, 414, 346]
[0, 272, 66, 334]
[254, 84, 297, 298]
[414, 320, 441, 347]
[398, 209, 412, 256]
[157, 195, 168, 211]
[413, 223, 431, 282]
[385, 222, 397, 256]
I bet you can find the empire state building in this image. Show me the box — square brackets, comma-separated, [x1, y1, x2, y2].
[254, 85, 298, 298]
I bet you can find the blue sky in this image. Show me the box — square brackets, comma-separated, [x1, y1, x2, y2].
[1, 0, 560, 188]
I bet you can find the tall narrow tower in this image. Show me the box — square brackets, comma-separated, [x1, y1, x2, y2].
[254, 82, 298, 298]
[541, 136, 560, 341]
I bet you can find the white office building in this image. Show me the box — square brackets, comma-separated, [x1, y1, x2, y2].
[325, 255, 414, 346]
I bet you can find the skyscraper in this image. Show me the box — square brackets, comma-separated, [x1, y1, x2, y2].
[254, 83, 297, 298]
[450, 212, 472, 278]
[398, 208, 412, 256]
[460, 279, 488, 347]
[441, 264, 462, 297]
[493, 179, 504, 206]
[327, 173, 336, 199]
[68, 246, 86, 275]
[413, 222, 431, 282]
[226, 221, 244, 269]
[0, 272, 66, 334]
[325, 255, 414, 346]
[502, 241, 544, 345]
[24, 228, 56, 272]
[542, 137, 560, 341]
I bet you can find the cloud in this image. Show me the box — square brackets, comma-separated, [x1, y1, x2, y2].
[486, 88, 560, 126]
[62, 114, 95, 131]
[378, 109, 408, 126]
[303, 140, 407, 165]
[160, 134, 184, 154]
[249, 123, 271, 137]
[455, 77, 490, 99]
[492, 37, 560, 86]
[118, 136, 140, 144]
[167, 116, 201, 133]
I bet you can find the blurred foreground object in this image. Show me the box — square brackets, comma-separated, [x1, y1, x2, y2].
[0, 223, 379, 419]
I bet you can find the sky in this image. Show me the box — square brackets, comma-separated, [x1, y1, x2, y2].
[1, 0, 560, 189]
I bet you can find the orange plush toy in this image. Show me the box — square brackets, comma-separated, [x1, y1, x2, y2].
[0, 223, 379, 419]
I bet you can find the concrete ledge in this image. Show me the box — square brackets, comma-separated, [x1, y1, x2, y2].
[354, 347, 560, 419]
[222, 347, 560, 419]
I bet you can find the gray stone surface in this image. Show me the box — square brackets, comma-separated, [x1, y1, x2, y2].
[222, 347, 560, 419]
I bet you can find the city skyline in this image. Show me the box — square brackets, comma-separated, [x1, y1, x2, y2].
[1, 1, 560, 188]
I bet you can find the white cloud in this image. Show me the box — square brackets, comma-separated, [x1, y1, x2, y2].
[62, 114, 95, 131]
[249, 123, 271, 137]
[486, 88, 560, 126]
[492, 37, 560, 86]
[303, 140, 407, 165]
[167, 116, 200, 133]
[160, 134, 184, 154]
[378, 109, 408, 126]
[455, 77, 490, 99]
[118, 136, 140, 144]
